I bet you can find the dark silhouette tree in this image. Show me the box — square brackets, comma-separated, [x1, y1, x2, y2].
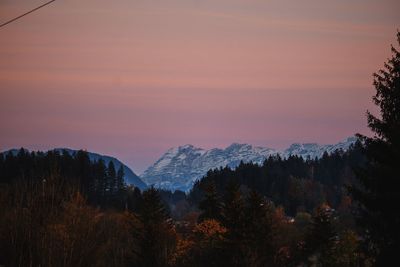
[350, 31, 400, 266]
[137, 187, 176, 267]
[304, 204, 337, 266]
[116, 165, 125, 193]
[222, 182, 245, 233]
[75, 150, 92, 195]
[107, 161, 116, 198]
[221, 182, 246, 267]
[93, 159, 107, 205]
[243, 190, 274, 266]
[198, 181, 222, 222]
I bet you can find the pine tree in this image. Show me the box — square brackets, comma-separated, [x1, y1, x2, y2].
[198, 181, 222, 222]
[93, 159, 107, 206]
[243, 190, 274, 266]
[116, 165, 125, 193]
[137, 187, 176, 267]
[139, 187, 169, 224]
[107, 161, 116, 197]
[350, 31, 400, 265]
[222, 182, 245, 231]
[304, 204, 337, 266]
[221, 182, 246, 267]
[75, 150, 92, 195]
[0, 153, 4, 183]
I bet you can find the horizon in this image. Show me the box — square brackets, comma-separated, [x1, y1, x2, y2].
[1, 134, 356, 174]
[1, 0, 399, 173]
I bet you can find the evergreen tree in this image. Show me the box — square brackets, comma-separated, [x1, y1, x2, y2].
[116, 165, 125, 193]
[221, 182, 246, 267]
[198, 181, 222, 222]
[137, 187, 176, 267]
[107, 161, 116, 197]
[350, 31, 400, 265]
[0, 153, 4, 183]
[93, 159, 107, 206]
[222, 182, 245, 231]
[243, 190, 274, 266]
[75, 150, 92, 194]
[125, 185, 142, 212]
[304, 204, 337, 266]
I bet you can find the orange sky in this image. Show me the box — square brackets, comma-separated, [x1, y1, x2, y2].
[0, 0, 399, 173]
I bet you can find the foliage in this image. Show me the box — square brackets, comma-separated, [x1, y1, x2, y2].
[137, 187, 177, 267]
[198, 181, 222, 222]
[0, 179, 140, 267]
[350, 31, 400, 266]
[190, 145, 364, 216]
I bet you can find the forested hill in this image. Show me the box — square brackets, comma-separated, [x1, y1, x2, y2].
[0, 148, 143, 209]
[2, 148, 147, 190]
[189, 141, 365, 216]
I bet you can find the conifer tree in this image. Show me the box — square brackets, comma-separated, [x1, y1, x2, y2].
[137, 187, 176, 267]
[244, 190, 274, 266]
[0, 153, 4, 183]
[139, 188, 169, 223]
[93, 159, 107, 205]
[221, 182, 246, 266]
[198, 181, 222, 222]
[116, 165, 125, 193]
[75, 150, 92, 195]
[222, 182, 245, 231]
[107, 161, 116, 196]
[304, 204, 337, 266]
[350, 31, 400, 265]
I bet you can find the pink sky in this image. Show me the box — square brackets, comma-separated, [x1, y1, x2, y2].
[0, 0, 399, 173]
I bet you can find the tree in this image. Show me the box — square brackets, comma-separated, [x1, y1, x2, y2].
[93, 159, 107, 205]
[198, 181, 222, 222]
[75, 150, 92, 195]
[116, 165, 125, 193]
[350, 31, 400, 265]
[304, 204, 337, 266]
[221, 182, 246, 267]
[333, 230, 359, 267]
[222, 182, 245, 232]
[243, 190, 274, 266]
[137, 187, 176, 267]
[107, 161, 116, 198]
[193, 219, 227, 267]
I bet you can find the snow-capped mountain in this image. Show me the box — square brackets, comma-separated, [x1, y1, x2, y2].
[140, 137, 357, 192]
[2, 148, 147, 190]
[282, 137, 358, 159]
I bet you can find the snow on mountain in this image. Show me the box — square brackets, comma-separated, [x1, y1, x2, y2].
[140, 145, 208, 192]
[140, 137, 357, 192]
[282, 136, 357, 159]
[2, 148, 147, 190]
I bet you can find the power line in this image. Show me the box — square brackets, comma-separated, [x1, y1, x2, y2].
[0, 0, 57, 29]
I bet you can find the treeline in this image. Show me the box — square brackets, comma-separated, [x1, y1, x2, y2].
[172, 144, 367, 266]
[0, 146, 366, 267]
[176, 183, 362, 266]
[189, 142, 364, 216]
[0, 149, 175, 267]
[0, 149, 140, 209]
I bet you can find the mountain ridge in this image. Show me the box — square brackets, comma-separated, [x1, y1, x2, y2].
[141, 137, 357, 192]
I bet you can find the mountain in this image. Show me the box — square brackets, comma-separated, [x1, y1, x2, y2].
[282, 137, 358, 159]
[140, 137, 357, 192]
[2, 148, 147, 190]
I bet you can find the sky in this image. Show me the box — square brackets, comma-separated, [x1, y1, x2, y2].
[0, 0, 399, 173]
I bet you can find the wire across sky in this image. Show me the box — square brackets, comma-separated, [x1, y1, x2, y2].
[0, 0, 57, 29]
